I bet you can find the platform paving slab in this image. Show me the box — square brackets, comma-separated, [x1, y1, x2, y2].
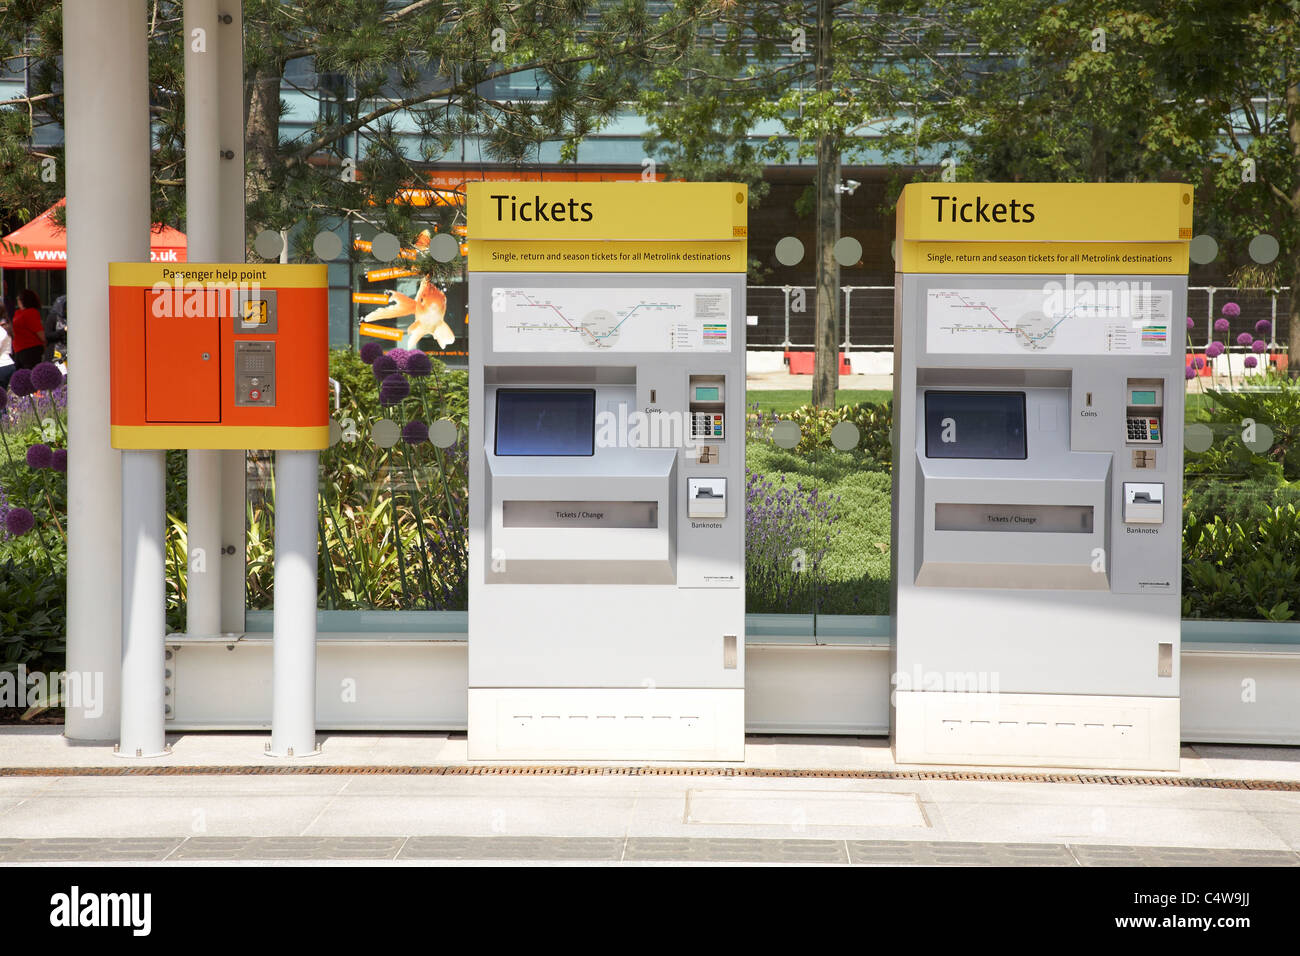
[0, 836, 1294, 865]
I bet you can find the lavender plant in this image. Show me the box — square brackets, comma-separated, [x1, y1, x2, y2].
[745, 469, 843, 613]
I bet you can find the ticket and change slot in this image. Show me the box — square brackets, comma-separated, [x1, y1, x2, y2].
[916, 385, 1111, 590]
[503, 500, 658, 528]
[935, 503, 1094, 533]
[483, 375, 676, 585]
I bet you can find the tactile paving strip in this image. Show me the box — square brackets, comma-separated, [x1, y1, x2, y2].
[2, 764, 1299, 790]
[0, 836, 1295, 865]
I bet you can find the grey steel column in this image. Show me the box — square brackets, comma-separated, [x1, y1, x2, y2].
[184, 0, 224, 638]
[62, 0, 150, 740]
[118, 450, 168, 758]
[268, 450, 321, 757]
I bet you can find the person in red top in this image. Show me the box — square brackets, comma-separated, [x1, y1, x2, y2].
[10, 289, 46, 370]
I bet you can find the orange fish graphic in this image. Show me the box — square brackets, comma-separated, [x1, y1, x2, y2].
[365, 275, 454, 349]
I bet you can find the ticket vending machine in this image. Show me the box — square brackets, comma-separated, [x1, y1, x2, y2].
[467, 182, 748, 761]
[891, 183, 1192, 771]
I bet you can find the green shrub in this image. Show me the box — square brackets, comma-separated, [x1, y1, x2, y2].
[1185, 373, 1300, 484]
[771, 400, 892, 470]
[1183, 504, 1300, 621]
[0, 558, 66, 674]
[244, 347, 471, 611]
[1184, 477, 1300, 528]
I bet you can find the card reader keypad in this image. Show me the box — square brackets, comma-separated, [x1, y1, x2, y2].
[691, 412, 724, 440]
[1126, 416, 1160, 443]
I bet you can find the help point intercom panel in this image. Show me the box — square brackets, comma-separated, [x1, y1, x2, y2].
[108, 263, 329, 449]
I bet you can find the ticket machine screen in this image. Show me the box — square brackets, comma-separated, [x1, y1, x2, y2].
[494, 388, 596, 456]
[924, 391, 1027, 460]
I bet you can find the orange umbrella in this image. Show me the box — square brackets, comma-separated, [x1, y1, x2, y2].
[0, 198, 186, 269]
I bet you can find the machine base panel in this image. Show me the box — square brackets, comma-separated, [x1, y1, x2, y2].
[468, 688, 745, 761]
[894, 691, 1180, 771]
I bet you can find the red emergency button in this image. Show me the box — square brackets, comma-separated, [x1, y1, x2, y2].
[249, 389, 261, 401]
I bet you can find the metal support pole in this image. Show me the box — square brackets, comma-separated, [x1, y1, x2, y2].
[117, 451, 168, 758]
[268, 450, 321, 757]
[63, 0, 150, 740]
[782, 285, 792, 348]
[218, 2, 249, 634]
[1206, 286, 1217, 378]
[184, 0, 224, 637]
[1270, 290, 1279, 349]
[841, 286, 854, 349]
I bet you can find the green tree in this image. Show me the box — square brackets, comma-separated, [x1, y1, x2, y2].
[923, 1, 1212, 185]
[0, 1, 186, 232]
[910, 0, 1299, 371]
[641, 1, 935, 408]
[240, 0, 702, 259]
[1152, 0, 1300, 374]
[1, 1, 703, 263]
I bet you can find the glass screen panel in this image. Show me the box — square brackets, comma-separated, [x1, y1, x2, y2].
[924, 390, 1027, 460]
[494, 388, 596, 456]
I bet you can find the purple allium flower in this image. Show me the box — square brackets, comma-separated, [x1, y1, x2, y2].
[372, 353, 398, 380]
[379, 372, 410, 405]
[1221, 301, 1241, 317]
[1251, 339, 1268, 353]
[30, 362, 63, 391]
[1236, 331, 1253, 346]
[1206, 341, 1225, 358]
[1191, 356, 1205, 369]
[8, 368, 34, 397]
[51, 448, 67, 472]
[388, 348, 411, 371]
[4, 507, 34, 536]
[1186, 316, 1195, 330]
[1213, 317, 1230, 332]
[405, 350, 432, 377]
[1185, 365, 1196, 380]
[359, 342, 383, 364]
[25, 443, 53, 469]
[1255, 319, 1272, 334]
[402, 420, 429, 444]
[1244, 355, 1258, 369]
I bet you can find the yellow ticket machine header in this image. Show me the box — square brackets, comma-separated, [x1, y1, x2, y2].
[896, 182, 1194, 274]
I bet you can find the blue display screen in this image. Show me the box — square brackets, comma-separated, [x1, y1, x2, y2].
[494, 389, 596, 456]
[924, 391, 1027, 460]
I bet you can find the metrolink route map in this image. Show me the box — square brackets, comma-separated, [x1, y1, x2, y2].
[491, 287, 731, 353]
[926, 285, 1173, 355]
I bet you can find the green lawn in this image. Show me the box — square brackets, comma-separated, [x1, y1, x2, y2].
[746, 388, 892, 417]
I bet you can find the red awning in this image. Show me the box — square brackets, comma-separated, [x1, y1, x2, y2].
[0, 199, 187, 270]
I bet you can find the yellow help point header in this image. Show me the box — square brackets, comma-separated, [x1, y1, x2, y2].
[467, 181, 748, 273]
[896, 182, 1194, 275]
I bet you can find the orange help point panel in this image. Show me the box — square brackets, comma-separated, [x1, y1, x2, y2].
[109, 263, 330, 449]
